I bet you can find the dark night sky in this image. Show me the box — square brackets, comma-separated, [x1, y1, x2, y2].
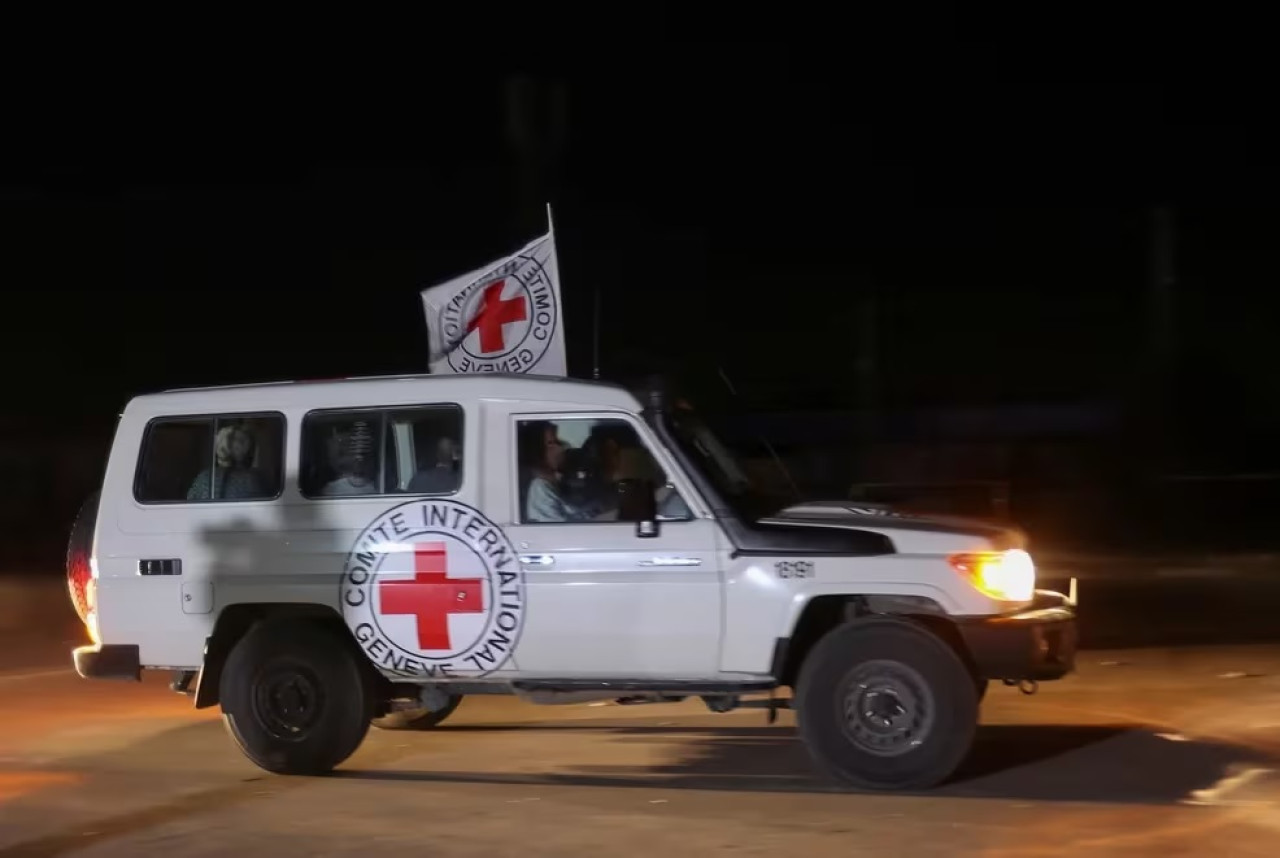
[3, 46, 1277, 431]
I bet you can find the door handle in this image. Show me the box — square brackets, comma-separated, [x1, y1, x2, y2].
[138, 558, 182, 576]
[639, 557, 702, 567]
[520, 554, 556, 566]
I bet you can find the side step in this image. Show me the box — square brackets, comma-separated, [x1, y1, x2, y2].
[512, 679, 777, 695]
[604, 691, 795, 724]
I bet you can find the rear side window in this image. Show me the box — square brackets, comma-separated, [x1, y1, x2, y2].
[134, 413, 286, 504]
[300, 404, 463, 498]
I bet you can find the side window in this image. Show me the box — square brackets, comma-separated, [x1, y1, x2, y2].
[300, 405, 463, 498]
[134, 413, 285, 503]
[515, 417, 692, 524]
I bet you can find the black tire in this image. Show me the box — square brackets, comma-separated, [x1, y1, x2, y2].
[371, 695, 463, 731]
[65, 490, 101, 626]
[794, 617, 979, 791]
[219, 620, 373, 775]
[976, 678, 989, 703]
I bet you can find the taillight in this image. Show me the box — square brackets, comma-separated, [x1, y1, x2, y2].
[949, 548, 1036, 602]
[65, 490, 102, 642]
[67, 551, 93, 625]
[84, 579, 100, 644]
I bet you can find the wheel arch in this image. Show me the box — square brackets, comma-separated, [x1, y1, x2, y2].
[194, 602, 388, 709]
[774, 591, 979, 688]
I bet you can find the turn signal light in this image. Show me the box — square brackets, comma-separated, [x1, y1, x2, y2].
[949, 549, 1035, 603]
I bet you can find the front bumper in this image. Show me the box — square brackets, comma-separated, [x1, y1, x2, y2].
[956, 590, 1077, 682]
[72, 643, 141, 681]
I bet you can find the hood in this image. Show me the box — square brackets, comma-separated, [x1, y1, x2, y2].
[759, 499, 1027, 551]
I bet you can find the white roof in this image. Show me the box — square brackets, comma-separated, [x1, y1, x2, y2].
[124, 373, 642, 416]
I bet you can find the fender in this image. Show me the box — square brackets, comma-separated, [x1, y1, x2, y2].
[781, 581, 964, 638]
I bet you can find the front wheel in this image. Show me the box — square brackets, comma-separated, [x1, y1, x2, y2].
[794, 617, 979, 791]
[372, 695, 463, 731]
[220, 620, 374, 775]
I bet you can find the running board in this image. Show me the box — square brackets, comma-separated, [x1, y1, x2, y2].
[511, 679, 778, 695]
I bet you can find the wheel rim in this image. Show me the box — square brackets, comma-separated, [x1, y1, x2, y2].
[838, 659, 936, 757]
[251, 661, 326, 741]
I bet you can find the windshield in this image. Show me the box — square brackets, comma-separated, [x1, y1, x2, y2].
[659, 406, 788, 522]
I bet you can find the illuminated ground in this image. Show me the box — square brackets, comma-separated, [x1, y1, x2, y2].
[0, 643, 1277, 856]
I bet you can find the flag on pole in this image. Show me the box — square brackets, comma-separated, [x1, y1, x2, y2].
[421, 212, 567, 376]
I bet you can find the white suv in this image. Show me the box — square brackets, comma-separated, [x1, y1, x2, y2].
[66, 373, 1077, 790]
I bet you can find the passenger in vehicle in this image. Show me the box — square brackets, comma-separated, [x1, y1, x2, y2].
[187, 424, 270, 501]
[579, 423, 630, 515]
[557, 445, 593, 507]
[613, 445, 692, 521]
[320, 421, 377, 496]
[520, 421, 593, 523]
[407, 436, 460, 494]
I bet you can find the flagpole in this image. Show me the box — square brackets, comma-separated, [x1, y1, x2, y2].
[546, 202, 599, 381]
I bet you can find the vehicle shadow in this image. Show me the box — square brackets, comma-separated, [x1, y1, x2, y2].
[197, 494, 332, 622]
[337, 721, 1274, 805]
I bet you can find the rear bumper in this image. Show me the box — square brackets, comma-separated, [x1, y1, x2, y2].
[956, 590, 1077, 682]
[72, 643, 141, 681]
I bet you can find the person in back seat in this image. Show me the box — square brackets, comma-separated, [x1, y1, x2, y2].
[407, 436, 460, 494]
[187, 424, 270, 501]
[320, 421, 377, 496]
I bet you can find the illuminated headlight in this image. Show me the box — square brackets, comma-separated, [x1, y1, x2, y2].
[949, 548, 1036, 603]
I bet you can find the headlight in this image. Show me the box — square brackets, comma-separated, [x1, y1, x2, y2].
[949, 548, 1035, 602]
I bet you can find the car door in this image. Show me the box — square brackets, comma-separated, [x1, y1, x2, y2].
[498, 409, 724, 680]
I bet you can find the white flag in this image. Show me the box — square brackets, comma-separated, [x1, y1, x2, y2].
[421, 228, 567, 375]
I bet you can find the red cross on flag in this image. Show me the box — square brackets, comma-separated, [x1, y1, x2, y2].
[421, 212, 568, 376]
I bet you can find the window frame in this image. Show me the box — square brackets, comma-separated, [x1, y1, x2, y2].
[511, 411, 696, 526]
[132, 410, 288, 506]
[298, 402, 465, 501]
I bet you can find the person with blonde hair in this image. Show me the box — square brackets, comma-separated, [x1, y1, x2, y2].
[187, 424, 269, 500]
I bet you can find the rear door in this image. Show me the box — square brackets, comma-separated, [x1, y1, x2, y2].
[104, 410, 288, 667]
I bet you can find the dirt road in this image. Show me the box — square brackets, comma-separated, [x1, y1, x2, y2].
[0, 644, 1278, 856]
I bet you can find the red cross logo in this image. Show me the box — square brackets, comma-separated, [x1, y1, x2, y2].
[378, 542, 484, 651]
[465, 279, 528, 354]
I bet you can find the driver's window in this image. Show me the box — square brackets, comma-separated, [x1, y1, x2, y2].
[515, 416, 693, 524]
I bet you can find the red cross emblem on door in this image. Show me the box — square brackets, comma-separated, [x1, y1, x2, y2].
[378, 542, 484, 651]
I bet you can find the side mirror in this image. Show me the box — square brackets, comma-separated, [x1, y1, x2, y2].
[616, 477, 659, 537]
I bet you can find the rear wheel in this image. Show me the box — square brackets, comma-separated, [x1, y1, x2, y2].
[795, 617, 979, 791]
[372, 695, 463, 731]
[220, 620, 373, 775]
